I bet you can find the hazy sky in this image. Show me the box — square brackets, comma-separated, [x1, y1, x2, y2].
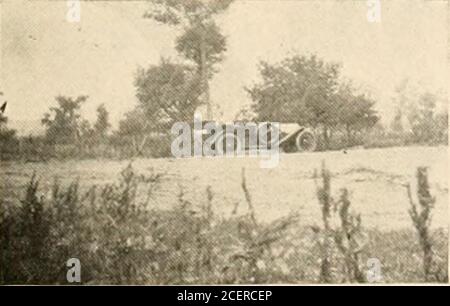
[1, 0, 449, 134]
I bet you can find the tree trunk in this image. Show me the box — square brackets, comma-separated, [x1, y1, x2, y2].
[200, 31, 212, 120]
[346, 125, 352, 146]
[322, 126, 329, 150]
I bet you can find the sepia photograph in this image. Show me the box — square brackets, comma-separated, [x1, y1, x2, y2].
[0, 0, 449, 287]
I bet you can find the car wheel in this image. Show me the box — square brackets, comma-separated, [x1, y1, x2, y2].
[295, 131, 316, 152]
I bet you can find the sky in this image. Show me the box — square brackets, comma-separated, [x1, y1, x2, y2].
[1, 0, 449, 135]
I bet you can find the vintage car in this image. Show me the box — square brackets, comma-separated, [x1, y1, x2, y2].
[277, 123, 317, 153]
[203, 122, 317, 154]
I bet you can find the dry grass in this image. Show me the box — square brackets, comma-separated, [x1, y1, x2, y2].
[313, 162, 366, 283]
[406, 167, 447, 282]
[0, 164, 447, 284]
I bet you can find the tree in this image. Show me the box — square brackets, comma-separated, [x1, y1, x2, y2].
[175, 22, 227, 73]
[82, 118, 101, 149]
[390, 79, 448, 144]
[94, 104, 111, 140]
[390, 79, 411, 133]
[41, 95, 88, 145]
[390, 109, 404, 133]
[0, 91, 19, 159]
[407, 92, 441, 143]
[0, 128, 18, 160]
[115, 108, 153, 156]
[134, 59, 203, 129]
[247, 55, 378, 149]
[335, 85, 379, 143]
[247, 55, 341, 148]
[144, 0, 234, 119]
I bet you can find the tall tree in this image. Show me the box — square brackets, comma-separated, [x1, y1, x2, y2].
[41, 95, 88, 145]
[134, 59, 202, 128]
[144, 0, 234, 119]
[390, 109, 404, 133]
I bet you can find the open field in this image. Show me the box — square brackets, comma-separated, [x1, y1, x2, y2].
[1, 145, 448, 284]
[1, 146, 447, 231]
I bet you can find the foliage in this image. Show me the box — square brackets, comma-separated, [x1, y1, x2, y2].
[247, 55, 379, 149]
[144, 0, 234, 119]
[407, 167, 447, 282]
[335, 84, 379, 142]
[0, 175, 84, 283]
[390, 80, 447, 145]
[144, 0, 234, 27]
[94, 104, 111, 140]
[134, 59, 203, 127]
[38, 96, 117, 158]
[0, 130, 19, 160]
[41, 95, 88, 145]
[0, 100, 20, 160]
[313, 163, 333, 283]
[313, 162, 367, 283]
[221, 168, 298, 283]
[0, 165, 447, 284]
[114, 108, 152, 156]
[407, 93, 447, 144]
[175, 21, 227, 74]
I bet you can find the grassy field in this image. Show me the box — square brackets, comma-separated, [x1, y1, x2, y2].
[0, 146, 448, 284]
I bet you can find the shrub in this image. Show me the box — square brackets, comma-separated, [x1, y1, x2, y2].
[313, 162, 367, 283]
[406, 167, 447, 282]
[0, 164, 448, 284]
[0, 129, 20, 160]
[219, 168, 298, 284]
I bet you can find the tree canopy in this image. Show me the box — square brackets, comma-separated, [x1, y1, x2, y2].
[175, 22, 227, 75]
[94, 104, 111, 139]
[144, 0, 234, 27]
[247, 55, 379, 147]
[144, 0, 234, 119]
[41, 95, 88, 145]
[134, 59, 203, 128]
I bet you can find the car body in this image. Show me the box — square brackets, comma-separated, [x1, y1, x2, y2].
[199, 121, 316, 154]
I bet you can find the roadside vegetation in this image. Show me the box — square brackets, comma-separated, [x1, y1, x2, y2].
[0, 164, 446, 284]
[1, 72, 447, 161]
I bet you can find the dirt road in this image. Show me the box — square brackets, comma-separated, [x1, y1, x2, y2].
[1, 146, 447, 230]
